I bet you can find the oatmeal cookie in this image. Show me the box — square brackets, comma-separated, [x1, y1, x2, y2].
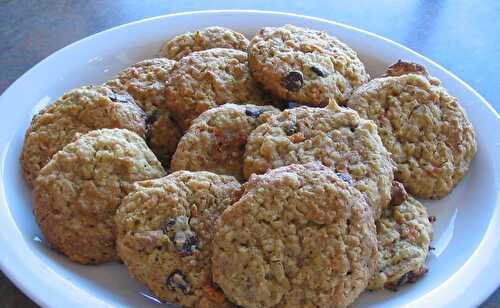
[115, 171, 241, 307]
[212, 163, 378, 308]
[346, 61, 477, 198]
[369, 182, 433, 291]
[171, 104, 279, 180]
[159, 26, 249, 60]
[146, 110, 183, 168]
[248, 24, 370, 106]
[243, 103, 394, 217]
[21, 85, 146, 186]
[164, 48, 267, 131]
[33, 129, 165, 264]
[105, 58, 176, 115]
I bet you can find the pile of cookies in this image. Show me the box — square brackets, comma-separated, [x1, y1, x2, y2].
[21, 25, 477, 307]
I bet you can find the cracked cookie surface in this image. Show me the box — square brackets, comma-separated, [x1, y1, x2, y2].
[171, 104, 279, 180]
[346, 61, 477, 198]
[115, 171, 241, 307]
[33, 128, 165, 264]
[164, 48, 268, 131]
[243, 103, 394, 217]
[21, 85, 146, 186]
[248, 24, 370, 106]
[369, 182, 433, 291]
[159, 26, 249, 60]
[212, 163, 378, 308]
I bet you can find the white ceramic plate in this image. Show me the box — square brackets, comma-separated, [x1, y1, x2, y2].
[1, 10, 499, 308]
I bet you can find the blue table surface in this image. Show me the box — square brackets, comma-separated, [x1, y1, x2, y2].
[0, 0, 499, 307]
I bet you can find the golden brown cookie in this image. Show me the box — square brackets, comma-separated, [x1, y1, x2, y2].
[171, 104, 279, 180]
[248, 24, 370, 106]
[243, 103, 394, 217]
[33, 129, 165, 264]
[164, 48, 268, 131]
[159, 26, 249, 60]
[346, 61, 477, 198]
[369, 182, 433, 291]
[212, 163, 378, 308]
[21, 85, 146, 186]
[115, 171, 241, 307]
[105, 58, 176, 115]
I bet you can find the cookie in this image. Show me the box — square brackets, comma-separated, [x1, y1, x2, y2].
[115, 171, 241, 307]
[33, 128, 165, 264]
[212, 163, 378, 308]
[171, 104, 280, 180]
[159, 26, 250, 60]
[248, 24, 370, 106]
[164, 48, 268, 131]
[369, 182, 433, 291]
[105, 58, 176, 115]
[146, 110, 183, 168]
[243, 103, 394, 217]
[346, 61, 477, 198]
[21, 85, 147, 186]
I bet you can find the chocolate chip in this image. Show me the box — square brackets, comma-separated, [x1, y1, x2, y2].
[285, 122, 297, 136]
[245, 107, 264, 118]
[385, 268, 428, 291]
[310, 66, 326, 77]
[281, 71, 304, 92]
[428, 216, 436, 223]
[390, 181, 408, 206]
[283, 101, 301, 109]
[166, 270, 191, 295]
[384, 272, 413, 292]
[336, 172, 353, 185]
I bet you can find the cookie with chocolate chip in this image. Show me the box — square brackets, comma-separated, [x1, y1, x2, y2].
[164, 48, 268, 131]
[115, 171, 241, 307]
[248, 24, 370, 106]
[21, 85, 146, 186]
[369, 182, 433, 291]
[159, 26, 249, 60]
[171, 104, 279, 180]
[244, 102, 394, 218]
[212, 163, 378, 307]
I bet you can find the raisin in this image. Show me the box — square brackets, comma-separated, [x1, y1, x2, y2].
[281, 71, 304, 92]
[245, 107, 264, 118]
[428, 216, 437, 223]
[283, 101, 301, 109]
[390, 181, 408, 206]
[177, 233, 199, 256]
[166, 270, 191, 295]
[310, 66, 326, 77]
[336, 172, 353, 185]
[162, 216, 198, 255]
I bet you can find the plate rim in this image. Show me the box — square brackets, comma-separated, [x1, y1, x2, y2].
[0, 9, 499, 308]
